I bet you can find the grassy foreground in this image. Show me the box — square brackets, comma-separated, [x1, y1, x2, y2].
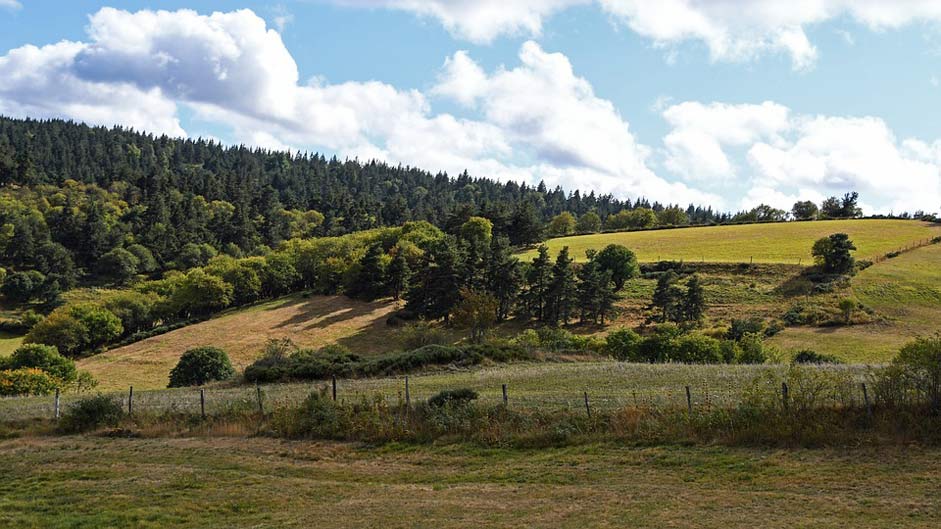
[520, 219, 940, 263]
[0, 436, 938, 528]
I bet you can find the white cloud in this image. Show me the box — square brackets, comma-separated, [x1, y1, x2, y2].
[336, 0, 588, 43]
[337, 1, 941, 69]
[658, 101, 941, 213]
[0, 0, 21, 11]
[433, 41, 721, 205]
[661, 101, 790, 180]
[0, 7, 717, 207]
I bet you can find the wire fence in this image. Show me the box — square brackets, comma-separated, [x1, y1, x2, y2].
[0, 362, 876, 421]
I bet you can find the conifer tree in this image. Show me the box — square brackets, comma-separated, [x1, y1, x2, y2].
[548, 246, 577, 325]
[523, 245, 553, 320]
[386, 250, 409, 301]
[486, 236, 522, 321]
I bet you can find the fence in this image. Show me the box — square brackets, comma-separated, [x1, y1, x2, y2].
[0, 363, 876, 422]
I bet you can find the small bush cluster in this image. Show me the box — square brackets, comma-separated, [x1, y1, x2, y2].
[58, 394, 124, 433]
[168, 347, 235, 388]
[511, 327, 605, 355]
[605, 325, 772, 364]
[244, 341, 534, 383]
[791, 350, 842, 364]
[0, 344, 96, 395]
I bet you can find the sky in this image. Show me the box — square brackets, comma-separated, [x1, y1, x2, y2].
[1, 1, 940, 215]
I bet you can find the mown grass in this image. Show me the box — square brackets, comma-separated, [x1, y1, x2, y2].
[519, 219, 941, 263]
[769, 242, 941, 363]
[0, 361, 873, 422]
[0, 436, 938, 528]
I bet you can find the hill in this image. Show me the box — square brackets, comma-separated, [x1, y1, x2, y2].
[78, 295, 407, 390]
[518, 219, 941, 263]
[769, 241, 941, 362]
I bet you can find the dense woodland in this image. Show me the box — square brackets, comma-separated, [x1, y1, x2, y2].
[0, 116, 730, 291]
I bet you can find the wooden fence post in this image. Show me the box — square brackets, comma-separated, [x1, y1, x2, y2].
[404, 376, 410, 406]
[54, 388, 60, 420]
[256, 384, 264, 415]
[685, 385, 692, 414]
[200, 389, 206, 419]
[128, 386, 134, 415]
[502, 384, 508, 407]
[332, 375, 337, 402]
[861, 383, 873, 419]
[583, 391, 591, 418]
[781, 382, 789, 411]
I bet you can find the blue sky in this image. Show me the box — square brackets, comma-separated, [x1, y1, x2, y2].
[1, 1, 940, 214]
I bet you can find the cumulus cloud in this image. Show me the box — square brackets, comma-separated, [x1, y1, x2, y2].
[0, 7, 718, 206]
[433, 42, 721, 205]
[338, 0, 941, 69]
[337, 0, 587, 43]
[0, 0, 21, 10]
[658, 101, 941, 213]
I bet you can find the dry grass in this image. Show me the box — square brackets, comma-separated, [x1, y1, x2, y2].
[520, 219, 941, 263]
[0, 436, 938, 528]
[79, 295, 404, 390]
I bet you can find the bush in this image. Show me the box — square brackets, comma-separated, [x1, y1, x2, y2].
[792, 350, 841, 364]
[168, 346, 235, 387]
[605, 328, 643, 361]
[728, 318, 765, 341]
[428, 388, 478, 408]
[892, 335, 941, 412]
[58, 394, 124, 433]
[3, 343, 77, 382]
[397, 321, 448, 349]
[0, 368, 58, 396]
[735, 333, 769, 364]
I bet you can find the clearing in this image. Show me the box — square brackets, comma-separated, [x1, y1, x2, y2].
[519, 219, 940, 263]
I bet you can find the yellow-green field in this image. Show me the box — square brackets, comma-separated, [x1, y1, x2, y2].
[769, 242, 941, 362]
[79, 295, 410, 391]
[520, 219, 940, 263]
[1, 437, 938, 528]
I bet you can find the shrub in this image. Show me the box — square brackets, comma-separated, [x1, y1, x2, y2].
[428, 388, 478, 408]
[735, 333, 769, 364]
[398, 321, 448, 349]
[605, 328, 643, 361]
[672, 333, 724, 364]
[728, 318, 765, 341]
[58, 394, 124, 433]
[4, 343, 77, 382]
[892, 335, 941, 412]
[0, 368, 58, 396]
[792, 350, 841, 364]
[168, 346, 235, 387]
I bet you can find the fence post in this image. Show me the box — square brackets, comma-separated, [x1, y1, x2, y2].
[404, 376, 410, 406]
[781, 382, 789, 411]
[502, 384, 508, 407]
[128, 386, 133, 415]
[54, 388, 60, 420]
[861, 383, 873, 419]
[256, 384, 264, 415]
[583, 391, 591, 418]
[685, 385, 692, 414]
[200, 388, 206, 419]
[332, 375, 337, 402]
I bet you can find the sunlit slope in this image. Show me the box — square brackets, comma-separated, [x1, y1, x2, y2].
[519, 219, 940, 263]
[769, 242, 941, 363]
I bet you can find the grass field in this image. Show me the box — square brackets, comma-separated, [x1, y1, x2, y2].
[0, 361, 871, 421]
[78, 295, 413, 391]
[519, 219, 941, 263]
[1, 436, 938, 528]
[769, 242, 941, 362]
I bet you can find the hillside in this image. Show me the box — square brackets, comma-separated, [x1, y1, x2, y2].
[769, 241, 941, 361]
[518, 219, 941, 263]
[79, 295, 406, 390]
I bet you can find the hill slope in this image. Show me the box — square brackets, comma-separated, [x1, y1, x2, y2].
[519, 219, 940, 263]
[79, 295, 404, 390]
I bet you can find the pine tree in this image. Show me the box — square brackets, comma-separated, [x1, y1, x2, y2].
[486, 236, 522, 321]
[548, 246, 577, 325]
[405, 237, 463, 321]
[386, 250, 409, 301]
[348, 243, 387, 301]
[650, 271, 684, 323]
[683, 274, 706, 325]
[523, 245, 553, 320]
[576, 250, 617, 324]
